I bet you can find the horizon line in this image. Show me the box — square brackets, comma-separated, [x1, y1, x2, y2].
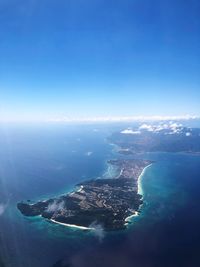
[0, 115, 199, 124]
[47, 115, 199, 123]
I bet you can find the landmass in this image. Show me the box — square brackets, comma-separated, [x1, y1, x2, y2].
[110, 123, 200, 154]
[18, 122, 199, 231]
[17, 159, 152, 230]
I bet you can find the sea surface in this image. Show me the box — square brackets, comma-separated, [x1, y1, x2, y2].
[0, 122, 200, 267]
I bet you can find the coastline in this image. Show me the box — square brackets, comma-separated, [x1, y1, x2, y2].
[50, 219, 94, 230]
[77, 185, 83, 193]
[125, 163, 153, 223]
[125, 211, 139, 223]
[50, 164, 153, 230]
[138, 164, 153, 196]
[18, 156, 153, 231]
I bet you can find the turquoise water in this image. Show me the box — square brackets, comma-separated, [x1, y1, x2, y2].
[128, 153, 197, 226]
[0, 123, 200, 267]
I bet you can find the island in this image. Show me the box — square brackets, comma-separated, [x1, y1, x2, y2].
[18, 122, 199, 231]
[17, 159, 152, 231]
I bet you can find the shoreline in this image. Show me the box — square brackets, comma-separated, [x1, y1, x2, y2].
[138, 164, 153, 197]
[77, 185, 83, 193]
[53, 163, 153, 229]
[125, 211, 139, 223]
[19, 156, 153, 231]
[50, 219, 94, 230]
[125, 163, 153, 223]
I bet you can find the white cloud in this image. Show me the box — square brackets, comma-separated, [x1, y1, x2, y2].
[0, 203, 7, 216]
[139, 124, 154, 131]
[46, 200, 65, 213]
[89, 222, 105, 242]
[121, 129, 141, 134]
[186, 132, 191, 136]
[138, 122, 184, 135]
[85, 151, 93, 156]
[122, 123, 185, 135]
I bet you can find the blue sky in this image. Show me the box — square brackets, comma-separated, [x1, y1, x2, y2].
[0, 0, 200, 121]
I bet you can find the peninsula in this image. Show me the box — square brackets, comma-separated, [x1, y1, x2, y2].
[18, 123, 200, 230]
[110, 124, 200, 154]
[17, 159, 152, 230]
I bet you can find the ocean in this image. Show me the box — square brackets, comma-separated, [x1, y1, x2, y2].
[0, 122, 200, 267]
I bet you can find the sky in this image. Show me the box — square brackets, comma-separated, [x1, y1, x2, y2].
[0, 0, 200, 122]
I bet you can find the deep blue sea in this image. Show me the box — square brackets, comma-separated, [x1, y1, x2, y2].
[0, 122, 200, 267]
